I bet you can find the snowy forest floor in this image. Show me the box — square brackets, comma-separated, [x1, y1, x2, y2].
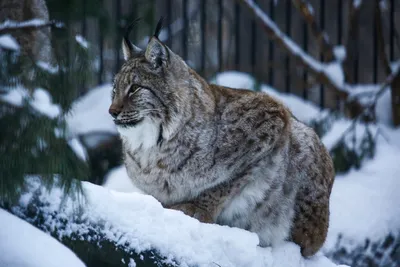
[1, 71, 400, 267]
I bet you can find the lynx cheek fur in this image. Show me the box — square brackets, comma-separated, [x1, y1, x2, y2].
[110, 19, 334, 257]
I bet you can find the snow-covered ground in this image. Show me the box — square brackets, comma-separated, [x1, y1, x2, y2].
[2, 70, 399, 266]
[102, 71, 400, 265]
[0, 209, 85, 267]
[8, 177, 347, 267]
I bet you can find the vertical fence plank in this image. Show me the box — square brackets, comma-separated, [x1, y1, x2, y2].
[390, 0, 395, 61]
[235, 2, 240, 69]
[285, 0, 291, 93]
[218, 0, 223, 72]
[132, 0, 138, 43]
[373, 1, 378, 83]
[303, 19, 308, 100]
[81, 0, 87, 37]
[166, 0, 172, 48]
[98, 20, 104, 84]
[337, 0, 343, 109]
[268, 0, 275, 86]
[182, 0, 188, 61]
[338, 0, 342, 44]
[201, 0, 206, 74]
[115, 0, 121, 74]
[319, 0, 325, 108]
[251, 0, 256, 76]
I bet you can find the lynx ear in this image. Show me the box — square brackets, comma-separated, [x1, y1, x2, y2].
[122, 37, 141, 60]
[145, 37, 168, 67]
[145, 17, 168, 67]
[122, 18, 142, 60]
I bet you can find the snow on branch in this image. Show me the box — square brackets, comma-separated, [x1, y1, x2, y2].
[0, 19, 64, 34]
[238, 0, 349, 99]
[292, 0, 334, 61]
[2, 177, 345, 267]
[237, 0, 400, 120]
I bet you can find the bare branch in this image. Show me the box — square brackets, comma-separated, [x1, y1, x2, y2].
[237, 0, 348, 99]
[343, 0, 364, 84]
[348, 66, 400, 122]
[291, 0, 334, 61]
[0, 19, 63, 34]
[375, 0, 391, 76]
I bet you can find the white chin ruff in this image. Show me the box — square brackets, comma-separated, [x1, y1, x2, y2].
[117, 118, 159, 150]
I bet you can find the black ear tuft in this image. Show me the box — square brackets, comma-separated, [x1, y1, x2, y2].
[122, 17, 142, 60]
[124, 17, 142, 45]
[153, 17, 164, 39]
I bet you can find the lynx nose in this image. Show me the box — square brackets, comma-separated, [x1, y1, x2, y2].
[109, 104, 122, 119]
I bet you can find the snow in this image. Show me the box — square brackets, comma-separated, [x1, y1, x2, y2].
[30, 88, 61, 118]
[0, 86, 29, 106]
[324, 124, 400, 252]
[0, 34, 20, 51]
[353, 0, 363, 8]
[100, 71, 399, 265]
[66, 84, 116, 135]
[375, 89, 392, 125]
[103, 166, 142, 193]
[0, 19, 48, 31]
[0, 19, 63, 32]
[36, 61, 59, 74]
[0, 87, 61, 118]
[333, 46, 346, 62]
[213, 71, 255, 89]
[68, 137, 88, 161]
[4, 64, 398, 266]
[14, 177, 345, 267]
[390, 60, 400, 73]
[0, 209, 85, 267]
[75, 35, 89, 49]
[306, 3, 314, 15]
[324, 62, 345, 88]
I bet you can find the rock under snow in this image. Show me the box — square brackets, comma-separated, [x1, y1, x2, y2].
[0, 209, 85, 267]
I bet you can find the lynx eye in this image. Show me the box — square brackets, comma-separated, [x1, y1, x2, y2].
[128, 85, 141, 98]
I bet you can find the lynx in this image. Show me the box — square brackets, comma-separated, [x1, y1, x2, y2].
[110, 19, 335, 257]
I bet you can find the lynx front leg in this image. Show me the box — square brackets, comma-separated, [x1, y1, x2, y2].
[167, 202, 214, 223]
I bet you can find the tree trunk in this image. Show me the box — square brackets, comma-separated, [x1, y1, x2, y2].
[0, 0, 53, 62]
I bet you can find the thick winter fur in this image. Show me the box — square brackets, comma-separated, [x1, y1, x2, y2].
[110, 24, 335, 257]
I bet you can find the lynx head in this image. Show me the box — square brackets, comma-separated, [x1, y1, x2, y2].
[110, 18, 203, 149]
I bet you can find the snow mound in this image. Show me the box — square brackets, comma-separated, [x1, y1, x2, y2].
[15, 178, 345, 267]
[66, 84, 116, 135]
[323, 125, 400, 252]
[0, 209, 85, 267]
[0, 34, 19, 51]
[103, 166, 142, 193]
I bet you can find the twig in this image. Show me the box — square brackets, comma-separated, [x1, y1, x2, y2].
[292, 0, 334, 61]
